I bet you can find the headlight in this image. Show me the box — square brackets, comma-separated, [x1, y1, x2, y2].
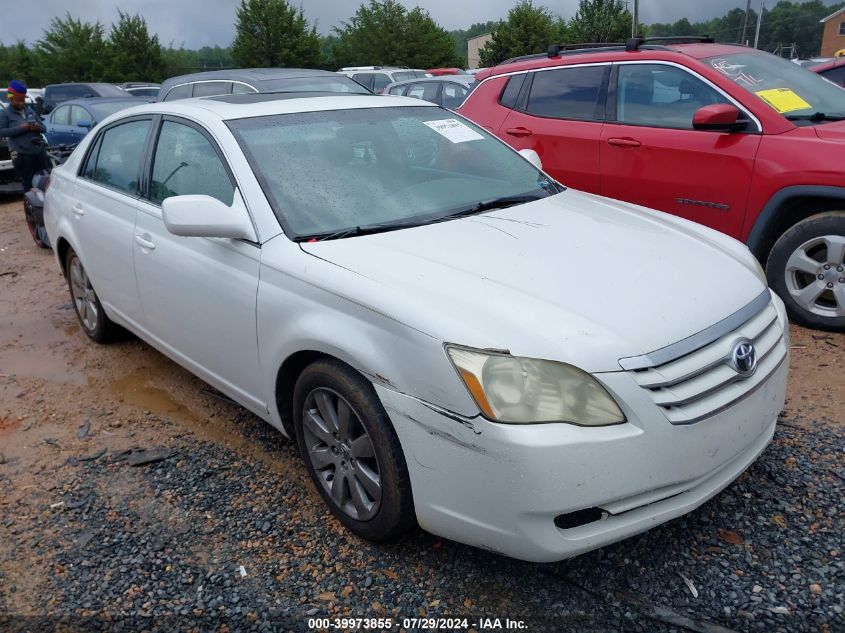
[446, 346, 625, 426]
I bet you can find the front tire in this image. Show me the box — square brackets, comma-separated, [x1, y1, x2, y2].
[65, 247, 123, 343]
[293, 358, 415, 542]
[766, 212, 845, 332]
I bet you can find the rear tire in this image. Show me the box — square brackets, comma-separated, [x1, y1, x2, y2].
[293, 358, 415, 542]
[23, 198, 49, 249]
[766, 212, 845, 332]
[65, 247, 123, 343]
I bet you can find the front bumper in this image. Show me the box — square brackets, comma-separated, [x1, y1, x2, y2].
[378, 335, 788, 563]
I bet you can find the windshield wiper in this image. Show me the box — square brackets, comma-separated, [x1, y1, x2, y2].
[297, 218, 434, 242]
[443, 193, 548, 220]
[785, 112, 845, 122]
[297, 192, 552, 242]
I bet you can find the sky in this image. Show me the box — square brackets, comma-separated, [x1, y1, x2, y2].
[0, 0, 839, 49]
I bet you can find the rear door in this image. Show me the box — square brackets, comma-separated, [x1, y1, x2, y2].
[69, 105, 93, 143]
[497, 64, 609, 192]
[600, 62, 762, 238]
[71, 117, 153, 320]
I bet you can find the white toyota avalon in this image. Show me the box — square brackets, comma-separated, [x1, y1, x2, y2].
[44, 93, 789, 562]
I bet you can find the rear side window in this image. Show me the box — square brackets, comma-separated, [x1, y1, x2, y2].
[392, 71, 416, 83]
[352, 73, 374, 90]
[232, 82, 255, 94]
[388, 85, 407, 96]
[163, 84, 192, 101]
[373, 74, 392, 92]
[526, 66, 609, 121]
[150, 121, 234, 205]
[442, 83, 470, 109]
[192, 81, 231, 97]
[83, 120, 151, 195]
[499, 73, 527, 108]
[51, 105, 71, 125]
[406, 82, 439, 103]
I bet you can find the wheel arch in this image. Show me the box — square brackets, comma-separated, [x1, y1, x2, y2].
[55, 236, 72, 276]
[746, 186, 845, 263]
[274, 349, 342, 439]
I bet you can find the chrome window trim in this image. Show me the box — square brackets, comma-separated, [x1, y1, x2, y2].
[163, 80, 258, 100]
[618, 290, 771, 370]
[612, 60, 763, 132]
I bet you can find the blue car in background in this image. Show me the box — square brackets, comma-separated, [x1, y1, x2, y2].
[45, 97, 149, 146]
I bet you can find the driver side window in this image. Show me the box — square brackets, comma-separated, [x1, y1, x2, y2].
[616, 64, 730, 129]
[150, 121, 235, 205]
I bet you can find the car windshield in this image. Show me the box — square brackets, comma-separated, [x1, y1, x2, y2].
[88, 100, 149, 120]
[703, 52, 845, 122]
[228, 106, 559, 240]
[260, 76, 371, 94]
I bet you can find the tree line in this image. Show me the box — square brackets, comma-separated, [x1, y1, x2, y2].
[1, 0, 841, 87]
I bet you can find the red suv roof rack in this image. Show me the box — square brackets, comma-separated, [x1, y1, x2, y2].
[625, 35, 714, 51]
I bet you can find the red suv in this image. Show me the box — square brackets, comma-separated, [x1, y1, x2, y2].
[459, 37, 845, 331]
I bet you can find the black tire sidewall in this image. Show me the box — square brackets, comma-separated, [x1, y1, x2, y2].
[65, 247, 110, 342]
[766, 212, 845, 332]
[23, 199, 47, 248]
[293, 359, 414, 542]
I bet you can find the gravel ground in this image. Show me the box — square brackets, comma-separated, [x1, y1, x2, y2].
[1, 199, 843, 633]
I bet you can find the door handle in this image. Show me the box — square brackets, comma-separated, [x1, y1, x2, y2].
[135, 234, 156, 250]
[505, 127, 533, 137]
[607, 137, 642, 148]
[72, 204, 84, 217]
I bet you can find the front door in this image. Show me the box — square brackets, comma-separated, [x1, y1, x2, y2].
[600, 63, 762, 238]
[133, 117, 264, 411]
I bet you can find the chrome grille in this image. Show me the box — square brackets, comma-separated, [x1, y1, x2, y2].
[629, 299, 787, 424]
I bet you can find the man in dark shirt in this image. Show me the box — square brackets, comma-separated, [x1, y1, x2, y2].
[0, 80, 50, 191]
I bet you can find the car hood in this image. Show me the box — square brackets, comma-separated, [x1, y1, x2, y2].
[813, 119, 845, 141]
[299, 189, 765, 373]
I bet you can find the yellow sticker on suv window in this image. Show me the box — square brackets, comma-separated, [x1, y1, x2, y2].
[754, 88, 812, 113]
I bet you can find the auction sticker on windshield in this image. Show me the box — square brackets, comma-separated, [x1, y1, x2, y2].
[754, 88, 812, 114]
[423, 118, 484, 143]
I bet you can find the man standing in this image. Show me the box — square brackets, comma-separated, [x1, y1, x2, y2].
[0, 80, 49, 192]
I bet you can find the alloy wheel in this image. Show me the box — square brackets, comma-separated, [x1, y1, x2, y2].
[301, 387, 382, 521]
[785, 235, 845, 318]
[69, 256, 101, 333]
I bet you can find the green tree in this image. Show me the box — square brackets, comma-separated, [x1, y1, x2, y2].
[333, 0, 407, 66]
[231, 0, 321, 68]
[106, 11, 166, 82]
[333, 0, 458, 68]
[35, 14, 107, 83]
[0, 41, 37, 86]
[403, 7, 461, 68]
[567, 0, 631, 43]
[479, 1, 560, 67]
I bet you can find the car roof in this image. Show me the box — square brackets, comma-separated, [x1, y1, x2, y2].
[54, 97, 150, 107]
[476, 42, 751, 80]
[389, 76, 475, 86]
[161, 68, 338, 87]
[45, 82, 123, 90]
[102, 93, 437, 123]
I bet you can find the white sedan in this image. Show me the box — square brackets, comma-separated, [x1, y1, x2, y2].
[44, 94, 789, 562]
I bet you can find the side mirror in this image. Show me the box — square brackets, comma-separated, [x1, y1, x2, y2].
[77, 119, 93, 129]
[692, 104, 747, 132]
[518, 148, 543, 170]
[162, 191, 256, 241]
[34, 96, 43, 115]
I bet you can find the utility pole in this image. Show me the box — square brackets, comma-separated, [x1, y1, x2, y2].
[740, 0, 752, 45]
[631, 0, 639, 38]
[754, 0, 764, 49]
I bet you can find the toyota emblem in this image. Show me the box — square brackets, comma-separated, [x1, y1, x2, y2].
[729, 338, 758, 377]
